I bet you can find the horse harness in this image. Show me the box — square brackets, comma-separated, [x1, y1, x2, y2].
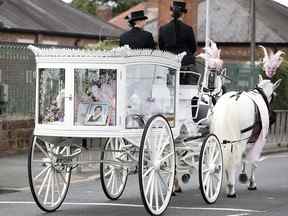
[230, 87, 273, 143]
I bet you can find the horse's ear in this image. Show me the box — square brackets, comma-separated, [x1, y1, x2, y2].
[273, 79, 282, 90]
[258, 74, 263, 82]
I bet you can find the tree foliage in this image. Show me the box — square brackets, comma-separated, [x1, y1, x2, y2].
[271, 59, 288, 110]
[71, 0, 143, 16]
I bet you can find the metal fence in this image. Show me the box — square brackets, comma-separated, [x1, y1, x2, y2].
[266, 110, 288, 150]
[0, 43, 36, 118]
[224, 63, 261, 91]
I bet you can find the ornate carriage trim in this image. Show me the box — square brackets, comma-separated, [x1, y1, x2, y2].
[28, 45, 184, 65]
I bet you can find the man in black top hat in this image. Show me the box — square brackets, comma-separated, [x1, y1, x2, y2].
[120, 10, 155, 49]
[159, 1, 197, 67]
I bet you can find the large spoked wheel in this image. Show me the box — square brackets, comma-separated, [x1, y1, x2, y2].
[28, 136, 72, 212]
[139, 115, 175, 216]
[100, 137, 129, 200]
[199, 134, 223, 204]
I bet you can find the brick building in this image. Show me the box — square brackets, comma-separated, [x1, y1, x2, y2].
[110, 0, 288, 61]
[0, 0, 123, 47]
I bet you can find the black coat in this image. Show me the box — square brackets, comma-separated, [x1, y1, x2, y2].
[159, 19, 197, 66]
[119, 27, 155, 49]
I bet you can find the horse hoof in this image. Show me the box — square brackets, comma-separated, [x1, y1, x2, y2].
[227, 193, 237, 198]
[248, 186, 257, 191]
[174, 187, 182, 193]
[239, 173, 248, 184]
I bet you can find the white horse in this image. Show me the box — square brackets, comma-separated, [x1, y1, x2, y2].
[210, 46, 285, 197]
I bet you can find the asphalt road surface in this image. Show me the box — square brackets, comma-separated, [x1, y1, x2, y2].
[0, 153, 287, 216]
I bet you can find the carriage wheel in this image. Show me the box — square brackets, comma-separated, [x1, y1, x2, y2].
[28, 136, 72, 212]
[139, 115, 175, 216]
[100, 137, 128, 200]
[199, 134, 223, 204]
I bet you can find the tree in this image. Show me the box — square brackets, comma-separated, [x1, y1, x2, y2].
[71, 0, 97, 15]
[71, 0, 143, 17]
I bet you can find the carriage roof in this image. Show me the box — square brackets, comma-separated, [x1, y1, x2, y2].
[28, 45, 184, 68]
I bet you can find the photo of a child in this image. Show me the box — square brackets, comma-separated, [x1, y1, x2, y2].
[85, 103, 108, 125]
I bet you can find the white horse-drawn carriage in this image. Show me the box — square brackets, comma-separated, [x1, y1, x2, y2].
[27, 44, 226, 215]
[27, 41, 285, 215]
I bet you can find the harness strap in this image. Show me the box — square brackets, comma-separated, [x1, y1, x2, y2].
[254, 87, 271, 114]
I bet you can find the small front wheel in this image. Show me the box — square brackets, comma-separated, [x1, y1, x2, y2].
[199, 134, 223, 204]
[100, 137, 128, 200]
[28, 136, 72, 212]
[139, 115, 175, 216]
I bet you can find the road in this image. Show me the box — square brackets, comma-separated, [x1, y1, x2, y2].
[0, 153, 287, 216]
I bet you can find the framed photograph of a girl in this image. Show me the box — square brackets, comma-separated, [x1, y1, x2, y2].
[85, 103, 108, 125]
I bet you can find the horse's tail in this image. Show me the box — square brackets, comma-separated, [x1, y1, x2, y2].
[210, 93, 241, 168]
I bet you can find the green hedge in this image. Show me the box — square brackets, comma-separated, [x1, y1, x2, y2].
[271, 59, 288, 110]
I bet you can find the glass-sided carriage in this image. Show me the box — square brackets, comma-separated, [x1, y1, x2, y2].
[27, 45, 223, 216]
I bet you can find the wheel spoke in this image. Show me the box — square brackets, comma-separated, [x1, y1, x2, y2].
[149, 172, 155, 206]
[35, 142, 51, 160]
[212, 151, 220, 164]
[209, 143, 215, 163]
[203, 172, 209, 187]
[104, 168, 113, 178]
[154, 174, 159, 211]
[205, 176, 210, 196]
[37, 167, 51, 196]
[107, 170, 114, 188]
[143, 167, 154, 178]
[157, 173, 165, 203]
[55, 172, 61, 197]
[144, 170, 154, 197]
[159, 152, 173, 163]
[156, 128, 165, 152]
[44, 170, 52, 204]
[51, 170, 55, 206]
[157, 172, 168, 191]
[59, 171, 68, 186]
[33, 165, 51, 181]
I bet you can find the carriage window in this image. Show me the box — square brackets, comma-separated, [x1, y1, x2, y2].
[74, 69, 117, 126]
[126, 64, 176, 129]
[38, 68, 65, 124]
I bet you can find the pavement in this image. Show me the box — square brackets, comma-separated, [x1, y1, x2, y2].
[0, 151, 287, 216]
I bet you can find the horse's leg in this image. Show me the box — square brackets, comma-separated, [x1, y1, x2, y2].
[239, 160, 248, 184]
[226, 166, 237, 198]
[248, 162, 257, 190]
[174, 176, 182, 192]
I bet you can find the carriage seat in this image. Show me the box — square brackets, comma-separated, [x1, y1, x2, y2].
[191, 96, 210, 125]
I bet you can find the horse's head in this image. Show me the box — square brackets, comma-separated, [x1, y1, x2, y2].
[260, 46, 285, 78]
[258, 46, 285, 102]
[257, 75, 282, 103]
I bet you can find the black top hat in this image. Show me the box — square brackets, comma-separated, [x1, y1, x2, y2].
[171, 1, 187, 13]
[125, 10, 148, 23]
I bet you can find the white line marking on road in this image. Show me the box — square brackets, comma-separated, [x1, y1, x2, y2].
[0, 201, 264, 213]
[225, 213, 250, 216]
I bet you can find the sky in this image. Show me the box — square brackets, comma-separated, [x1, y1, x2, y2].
[273, 0, 288, 7]
[62, 0, 72, 3]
